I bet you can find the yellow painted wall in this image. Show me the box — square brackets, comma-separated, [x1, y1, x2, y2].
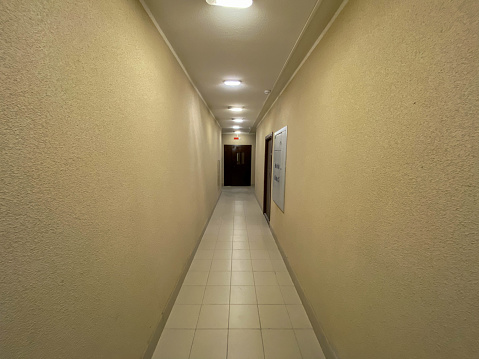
[222, 134, 256, 186]
[0, 1, 221, 358]
[255, 0, 479, 358]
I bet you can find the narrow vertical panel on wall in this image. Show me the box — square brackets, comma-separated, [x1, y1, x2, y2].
[272, 126, 287, 212]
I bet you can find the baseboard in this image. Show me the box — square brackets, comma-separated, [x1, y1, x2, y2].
[269, 226, 340, 359]
[142, 190, 222, 359]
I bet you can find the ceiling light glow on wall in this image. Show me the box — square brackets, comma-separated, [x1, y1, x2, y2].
[206, 0, 253, 9]
[228, 106, 243, 112]
[232, 118, 244, 123]
[223, 80, 242, 86]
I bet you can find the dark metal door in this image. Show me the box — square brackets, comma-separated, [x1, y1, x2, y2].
[224, 145, 252, 186]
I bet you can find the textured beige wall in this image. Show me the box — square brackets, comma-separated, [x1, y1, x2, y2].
[0, 1, 221, 358]
[222, 134, 256, 186]
[255, 0, 479, 358]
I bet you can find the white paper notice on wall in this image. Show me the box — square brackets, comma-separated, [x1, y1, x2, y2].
[272, 126, 287, 212]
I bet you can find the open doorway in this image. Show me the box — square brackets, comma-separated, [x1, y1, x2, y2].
[224, 145, 252, 186]
[263, 133, 273, 222]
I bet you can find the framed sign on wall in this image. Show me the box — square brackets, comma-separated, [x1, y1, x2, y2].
[272, 126, 287, 212]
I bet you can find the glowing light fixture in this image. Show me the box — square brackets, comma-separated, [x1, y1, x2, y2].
[206, 0, 253, 9]
[235, 131, 241, 134]
[223, 80, 242, 86]
[232, 118, 244, 123]
[228, 106, 243, 112]
[233, 125, 240, 129]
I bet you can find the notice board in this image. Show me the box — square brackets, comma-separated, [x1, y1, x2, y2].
[272, 126, 287, 212]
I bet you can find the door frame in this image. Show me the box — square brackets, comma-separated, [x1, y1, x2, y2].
[263, 133, 273, 222]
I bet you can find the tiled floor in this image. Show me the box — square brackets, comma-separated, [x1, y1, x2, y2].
[152, 187, 326, 359]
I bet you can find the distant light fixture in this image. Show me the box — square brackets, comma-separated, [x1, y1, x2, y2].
[232, 118, 244, 123]
[233, 125, 240, 129]
[228, 106, 243, 112]
[223, 80, 242, 86]
[235, 131, 241, 134]
[206, 0, 253, 9]
[264, 89, 271, 94]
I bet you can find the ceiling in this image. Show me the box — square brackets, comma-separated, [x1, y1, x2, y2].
[141, 0, 342, 133]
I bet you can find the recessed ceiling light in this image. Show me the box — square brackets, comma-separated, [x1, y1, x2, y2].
[232, 118, 244, 123]
[223, 80, 242, 86]
[228, 106, 243, 112]
[233, 125, 240, 129]
[206, 0, 253, 9]
[235, 131, 241, 134]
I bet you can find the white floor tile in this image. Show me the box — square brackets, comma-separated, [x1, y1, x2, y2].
[254, 272, 278, 285]
[233, 229, 248, 237]
[229, 305, 260, 328]
[207, 271, 231, 286]
[217, 234, 233, 242]
[197, 305, 229, 329]
[259, 305, 292, 328]
[250, 249, 270, 259]
[165, 305, 200, 329]
[230, 285, 257, 304]
[249, 241, 266, 249]
[215, 241, 233, 249]
[232, 235, 248, 242]
[203, 286, 230, 304]
[228, 330, 264, 359]
[232, 259, 252, 271]
[231, 271, 255, 286]
[262, 329, 302, 359]
[233, 241, 249, 249]
[213, 250, 232, 259]
[210, 259, 232, 272]
[190, 329, 227, 359]
[256, 286, 284, 304]
[252, 259, 274, 272]
[233, 249, 251, 259]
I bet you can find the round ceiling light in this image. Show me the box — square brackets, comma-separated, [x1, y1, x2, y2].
[206, 0, 253, 9]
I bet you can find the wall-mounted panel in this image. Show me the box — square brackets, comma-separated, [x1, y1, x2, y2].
[273, 126, 287, 212]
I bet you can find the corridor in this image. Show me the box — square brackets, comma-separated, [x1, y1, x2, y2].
[152, 187, 324, 359]
[2, 0, 478, 358]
